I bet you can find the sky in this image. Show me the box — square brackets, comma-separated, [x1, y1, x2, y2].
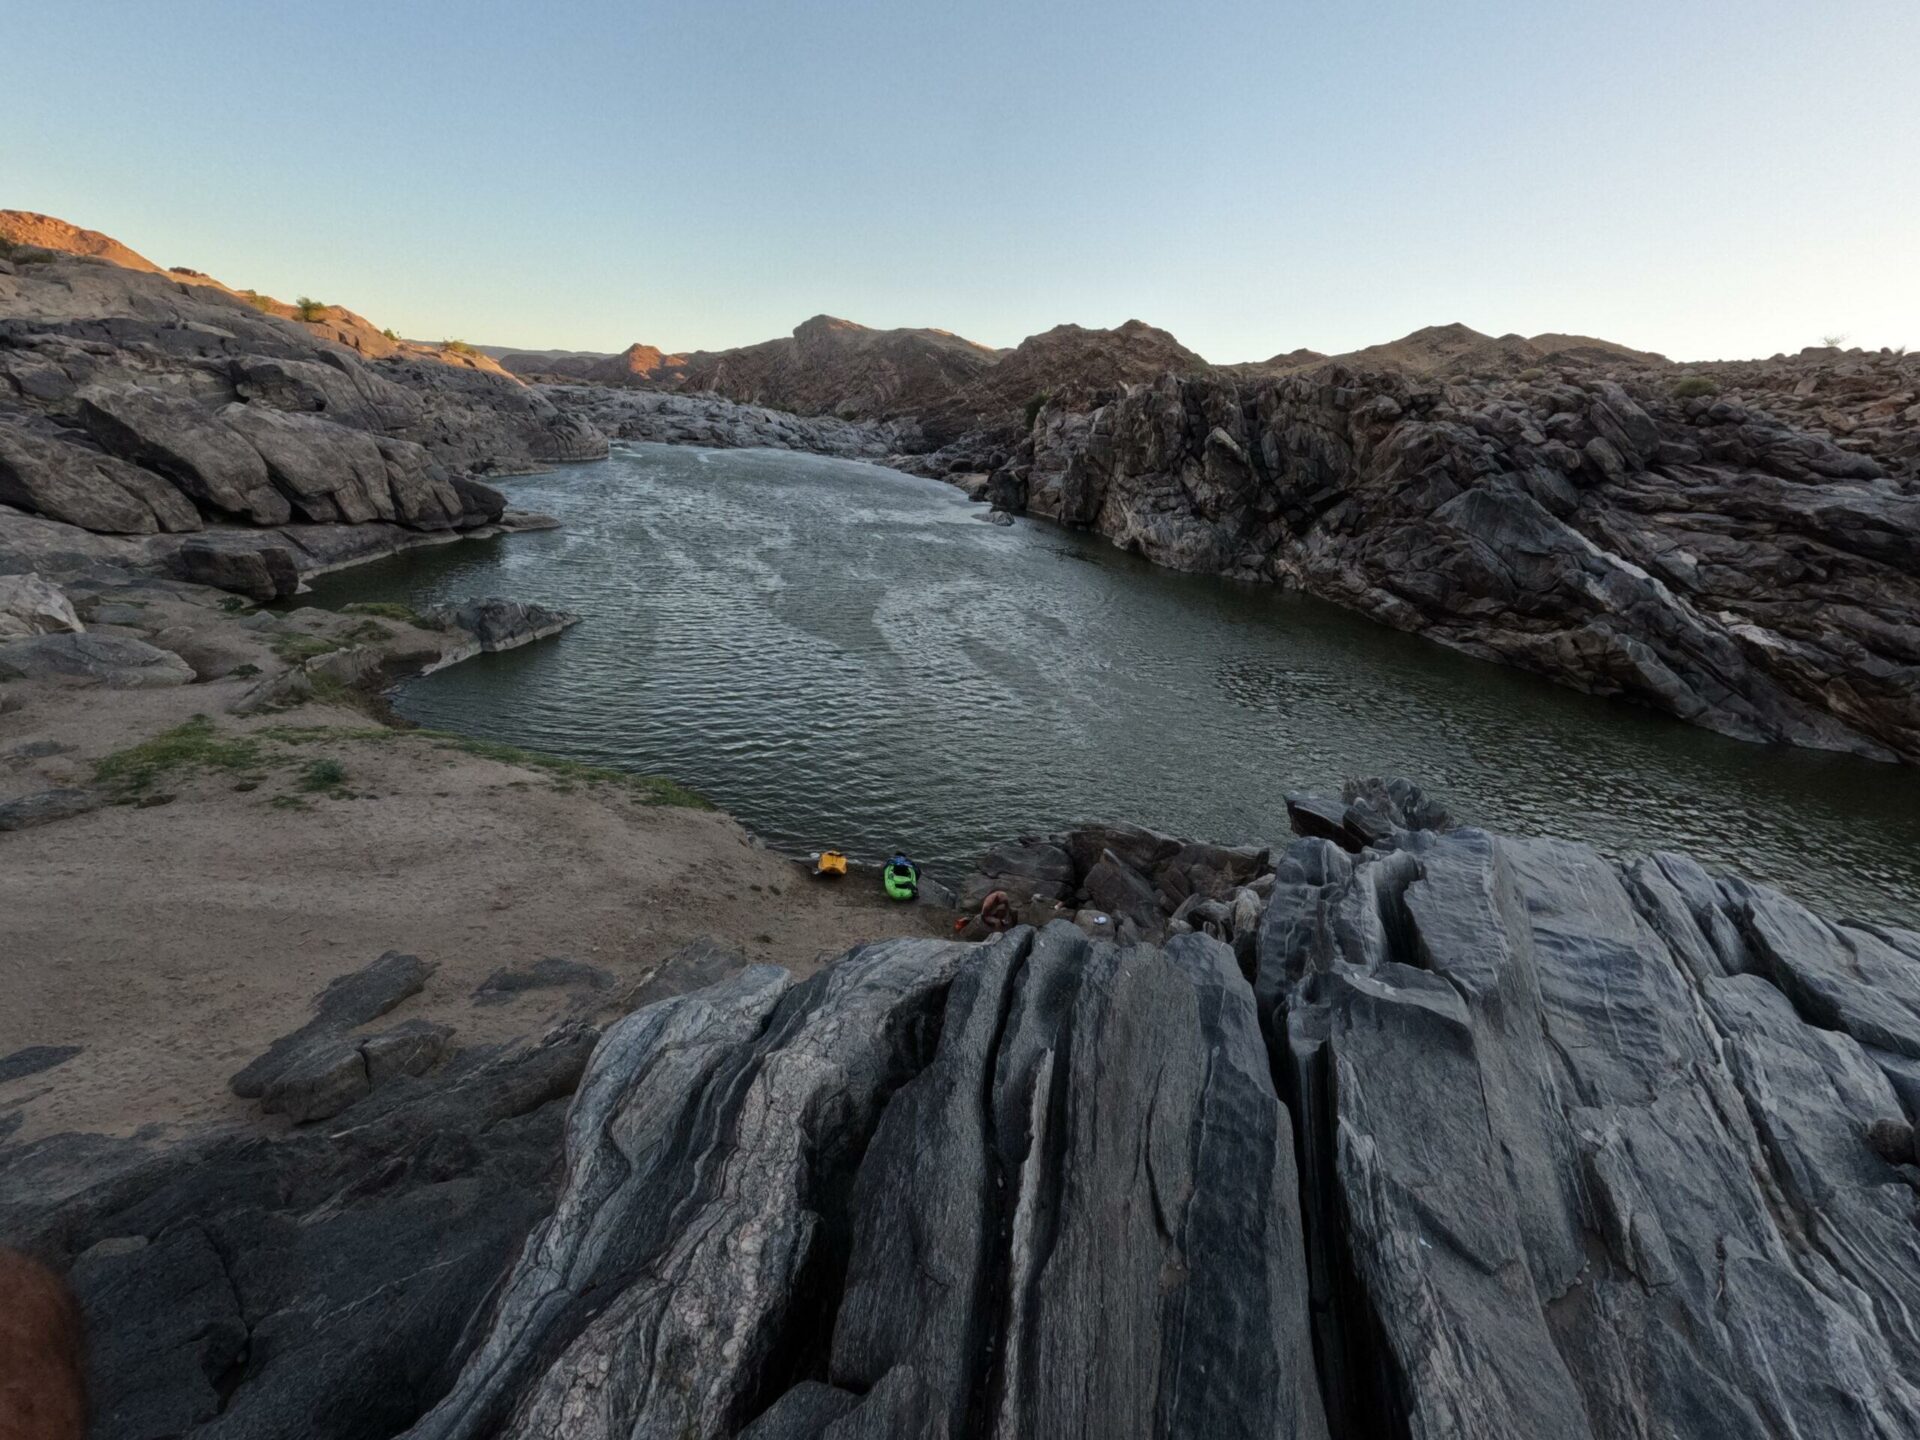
[5, 0, 1917, 362]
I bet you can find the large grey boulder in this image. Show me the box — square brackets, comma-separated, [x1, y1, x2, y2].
[2, 1022, 601, 1440]
[0, 631, 193, 687]
[0, 570, 82, 637]
[0, 421, 201, 534]
[427, 597, 581, 655]
[1268, 823, 1920, 1437]
[0, 787, 100, 831]
[229, 950, 442, 1122]
[167, 533, 301, 600]
[77, 384, 293, 525]
[409, 926, 1328, 1440]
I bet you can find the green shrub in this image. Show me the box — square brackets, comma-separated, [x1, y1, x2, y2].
[342, 600, 424, 624]
[381, 327, 398, 341]
[1671, 376, 1719, 400]
[270, 633, 343, 663]
[1024, 393, 1051, 430]
[295, 296, 327, 323]
[442, 338, 478, 356]
[94, 715, 264, 795]
[297, 757, 348, 792]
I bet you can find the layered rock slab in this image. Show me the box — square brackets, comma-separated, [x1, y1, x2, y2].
[1270, 824, 1920, 1439]
[9, 798, 1920, 1438]
[410, 925, 1329, 1440]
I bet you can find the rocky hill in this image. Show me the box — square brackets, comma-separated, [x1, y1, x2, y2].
[505, 314, 1003, 430]
[499, 342, 677, 385]
[937, 318, 1211, 432]
[1327, 322, 1669, 376]
[511, 316, 1215, 442]
[0, 211, 515, 376]
[0, 218, 606, 590]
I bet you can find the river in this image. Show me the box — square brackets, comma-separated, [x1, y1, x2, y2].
[306, 442, 1920, 925]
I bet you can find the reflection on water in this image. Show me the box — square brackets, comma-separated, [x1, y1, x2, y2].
[306, 443, 1919, 925]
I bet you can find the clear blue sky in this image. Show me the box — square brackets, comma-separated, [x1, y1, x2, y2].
[6, 0, 1916, 361]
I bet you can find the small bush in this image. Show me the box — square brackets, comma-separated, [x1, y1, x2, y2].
[1671, 376, 1719, 399]
[339, 618, 394, 644]
[270, 633, 343, 664]
[442, 338, 478, 356]
[295, 296, 327, 323]
[342, 600, 424, 624]
[1024, 393, 1051, 430]
[297, 757, 348, 792]
[241, 290, 277, 313]
[381, 327, 398, 341]
[1820, 333, 1847, 349]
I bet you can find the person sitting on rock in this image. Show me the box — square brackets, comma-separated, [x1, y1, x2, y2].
[882, 853, 919, 902]
[956, 889, 1016, 941]
[0, 1248, 86, 1440]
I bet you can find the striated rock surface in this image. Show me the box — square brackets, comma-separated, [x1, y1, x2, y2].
[8, 782, 1918, 1437]
[989, 367, 1920, 759]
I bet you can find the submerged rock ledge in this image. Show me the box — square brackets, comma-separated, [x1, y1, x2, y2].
[6, 785, 1919, 1438]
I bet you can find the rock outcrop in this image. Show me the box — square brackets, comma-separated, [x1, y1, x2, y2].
[544, 386, 904, 459]
[425, 598, 581, 661]
[0, 570, 82, 636]
[988, 367, 1920, 760]
[0, 224, 606, 549]
[9, 783, 1919, 1438]
[0, 630, 195, 688]
[228, 950, 444, 1123]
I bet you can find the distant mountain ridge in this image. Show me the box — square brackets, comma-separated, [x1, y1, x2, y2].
[9, 209, 1684, 437]
[498, 314, 1673, 436]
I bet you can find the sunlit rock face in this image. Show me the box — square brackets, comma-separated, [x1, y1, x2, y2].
[0, 235, 606, 540]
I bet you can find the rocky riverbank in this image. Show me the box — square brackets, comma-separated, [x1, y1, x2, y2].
[8, 212, 1917, 767]
[0, 555, 958, 1151]
[6, 775, 1918, 1439]
[0, 225, 606, 559]
[983, 366, 1920, 761]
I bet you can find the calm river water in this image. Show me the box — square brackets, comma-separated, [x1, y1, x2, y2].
[309, 443, 1919, 925]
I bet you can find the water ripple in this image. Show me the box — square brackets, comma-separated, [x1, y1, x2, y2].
[305, 443, 1920, 926]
